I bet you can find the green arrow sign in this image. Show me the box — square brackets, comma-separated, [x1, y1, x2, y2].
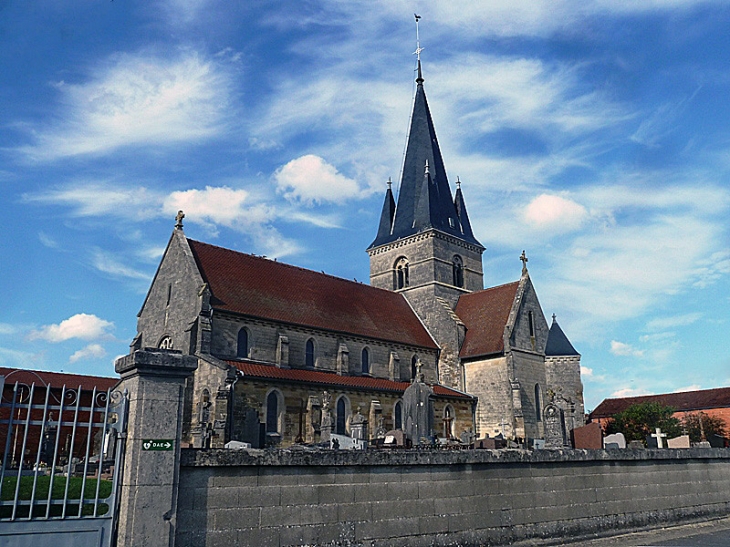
[142, 439, 174, 451]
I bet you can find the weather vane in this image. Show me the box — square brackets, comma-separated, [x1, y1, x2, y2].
[414, 14, 423, 61]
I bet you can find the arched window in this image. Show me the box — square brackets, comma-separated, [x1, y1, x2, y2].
[361, 347, 370, 375]
[452, 255, 464, 288]
[394, 257, 410, 290]
[305, 338, 315, 368]
[336, 396, 349, 435]
[394, 401, 403, 430]
[266, 390, 282, 434]
[158, 336, 173, 349]
[237, 327, 249, 358]
[535, 384, 543, 422]
[443, 405, 455, 439]
[411, 354, 419, 380]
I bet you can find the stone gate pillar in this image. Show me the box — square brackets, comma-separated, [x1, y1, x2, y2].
[114, 349, 197, 547]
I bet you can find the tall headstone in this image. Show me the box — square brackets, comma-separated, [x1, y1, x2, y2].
[320, 391, 333, 443]
[350, 406, 368, 442]
[402, 363, 434, 445]
[115, 348, 198, 547]
[543, 403, 566, 448]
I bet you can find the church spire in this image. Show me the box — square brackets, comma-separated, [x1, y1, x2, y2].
[368, 19, 482, 250]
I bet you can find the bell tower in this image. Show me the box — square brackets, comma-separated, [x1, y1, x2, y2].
[367, 22, 484, 388]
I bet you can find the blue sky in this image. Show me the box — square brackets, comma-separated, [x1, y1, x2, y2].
[1, 1, 728, 411]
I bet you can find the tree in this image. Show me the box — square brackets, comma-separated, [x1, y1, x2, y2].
[604, 402, 681, 444]
[681, 412, 727, 443]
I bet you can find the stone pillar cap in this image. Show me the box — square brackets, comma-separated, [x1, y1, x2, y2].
[115, 348, 198, 379]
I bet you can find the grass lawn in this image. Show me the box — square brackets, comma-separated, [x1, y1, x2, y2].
[1, 475, 112, 518]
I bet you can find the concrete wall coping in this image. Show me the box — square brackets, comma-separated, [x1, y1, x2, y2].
[181, 447, 730, 467]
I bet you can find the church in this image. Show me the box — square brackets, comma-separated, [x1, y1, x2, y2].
[130, 55, 584, 449]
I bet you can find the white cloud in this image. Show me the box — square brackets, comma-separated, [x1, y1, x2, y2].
[92, 249, 152, 281]
[0, 324, 18, 335]
[524, 194, 588, 233]
[610, 340, 644, 357]
[23, 183, 164, 219]
[163, 186, 302, 258]
[21, 52, 231, 161]
[611, 387, 654, 398]
[672, 384, 702, 393]
[274, 155, 361, 205]
[69, 343, 107, 364]
[646, 312, 702, 332]
[28, 314, 114, 343]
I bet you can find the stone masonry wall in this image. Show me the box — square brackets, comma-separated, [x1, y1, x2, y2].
[175, 448, 730, 547]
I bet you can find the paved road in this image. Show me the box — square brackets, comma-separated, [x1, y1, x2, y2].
[556, 517, 730, 547]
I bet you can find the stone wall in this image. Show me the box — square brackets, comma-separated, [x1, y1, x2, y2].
[175, 448, 730, 547]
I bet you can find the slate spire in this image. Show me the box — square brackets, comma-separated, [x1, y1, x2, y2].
[453, 179, 476, 240]
[545, 315, 580, 356]
[368, 60, 482, 249]
[374, 178, 396, 242]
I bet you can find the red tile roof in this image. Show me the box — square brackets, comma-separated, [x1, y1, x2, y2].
[590, 387, 730, 419]
[455, 281, 519, 359]
[226, 360, 473, 400]
[0, 367, 119, 392]
[188, 239, 437, 349]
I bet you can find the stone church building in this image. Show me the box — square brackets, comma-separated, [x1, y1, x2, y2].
[130, 59, 584, 449]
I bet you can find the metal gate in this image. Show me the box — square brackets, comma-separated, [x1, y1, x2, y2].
[0, 376, 127, 547]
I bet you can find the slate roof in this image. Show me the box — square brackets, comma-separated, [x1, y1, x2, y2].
[369, 67, 482, 249]
[590, 387, 730, 419]
[188, 239, 438, 349]
[545, 317, 580, 356]
[226, 360, 473, 400]
[0, 367, 119, 392]
[455, 281, 520, 359]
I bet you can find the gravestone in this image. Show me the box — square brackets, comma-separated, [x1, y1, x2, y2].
[383, 429, 405, 447]
[350, 406, 368, 442]
[628, 440, 645, 449]
[320, 391, 333, 442]
[533, 439, 546, 450]
[667, 435, 690, 448]
[543, 403, 566, 448]
[402, 363, 434, 445]
[603, 432, 626, 449]
[709, 434, 728, 448]
[647, 427, 667, 448]
[229, 386, 262, 448]
[571, 422, 602, 449]
[330, 433, 366, 450]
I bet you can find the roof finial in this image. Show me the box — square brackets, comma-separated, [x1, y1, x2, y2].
[552, 313, 557, 323]
[456, 176, 461, 189]
[414, 14, 424, 84]
[424, 159, 430, 175]
[175, 210, 185, 230]
[387, 176, 392, 190]
[520, 250, 528, 274]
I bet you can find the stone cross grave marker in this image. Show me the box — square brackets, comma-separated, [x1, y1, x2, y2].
[648, 427, 667, 448]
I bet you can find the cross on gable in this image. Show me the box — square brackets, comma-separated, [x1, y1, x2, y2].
[520, 250, 528, 274]
[175, 210, 185, 229]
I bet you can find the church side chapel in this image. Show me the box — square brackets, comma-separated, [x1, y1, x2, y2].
[130, 31, 584, 450]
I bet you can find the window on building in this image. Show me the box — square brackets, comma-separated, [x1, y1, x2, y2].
[443, 405, 455, 439]
[266, 391, 280, 433]
[158, 336, 173, 350]
[336, 396, 348, 435]
[535, 384, 543, 422]
[395, 257, 410, 290]
[237, 327, 249, 358]
[394, 401, 403, 430]
[452, 255, 464, 288]
[528, 311, 535, 337]
[361, 347, 370, 375]
[305, 338, 315, 368]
